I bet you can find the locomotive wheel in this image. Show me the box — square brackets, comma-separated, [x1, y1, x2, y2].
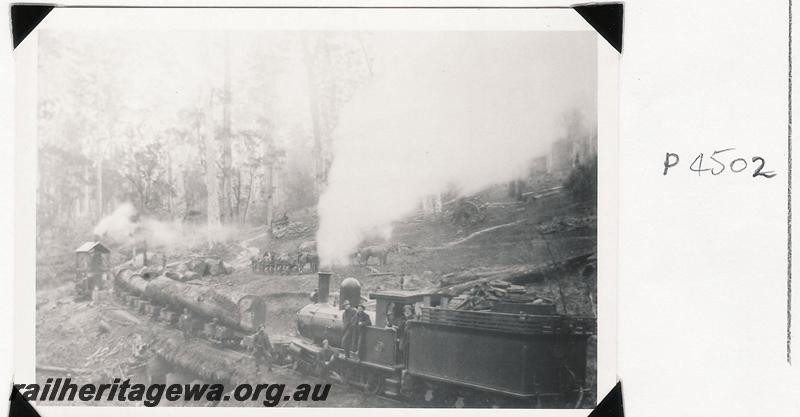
[365, 372, 384, 395]
[486, 393, 512, 408]
[558, 365, 581, 407]
[452, 395, 466, 408]
[341, 366, 356, 385]
[412, 383, 443, 407]
[443, 388, 469, 408]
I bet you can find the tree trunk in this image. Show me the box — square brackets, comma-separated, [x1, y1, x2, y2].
[320, 40, 337, 190]
[166, 152, 174, 217]
[82, 164, 91, 219]
[180, 169, 191, 218]
[204, 91, 221, 241]
[96, 159, 103, 217]
[302, 35, 324, 199]
[232, 169, 241, 221]
[241, 167, 254, 223]
[264, 162, 275, 229]
[220, 32, 234, 223]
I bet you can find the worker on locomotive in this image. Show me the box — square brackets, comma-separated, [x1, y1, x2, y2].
[341, 299, 357, 358]
[316, 339, 336, 383]
[395, 304, 416, 363]
[352, 304, 372, 360]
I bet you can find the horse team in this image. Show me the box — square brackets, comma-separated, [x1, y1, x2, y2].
[251, 241, 319, 275]
[251, 241, 403, 275]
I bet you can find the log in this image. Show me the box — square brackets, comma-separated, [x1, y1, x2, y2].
[437, 252, 594, 296]
[115, 269, 265, 332]
[37, 365, 90, 374]
[147, 327, 260, 384]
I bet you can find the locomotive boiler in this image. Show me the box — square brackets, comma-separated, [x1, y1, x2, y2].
[114, 268, 266, 333]
[295, 272, 375, 346]
[288, 271, 597, 408]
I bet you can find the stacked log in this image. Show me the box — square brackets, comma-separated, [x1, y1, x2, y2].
[438, 251, 595, 291]
[115, 269, 264, 332]
[146, 327, 260, 384]
[436, 252, 594, 312]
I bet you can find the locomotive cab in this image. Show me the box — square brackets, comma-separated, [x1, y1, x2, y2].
[360, 289, 449, 368]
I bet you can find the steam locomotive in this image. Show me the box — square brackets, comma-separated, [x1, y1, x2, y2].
[288, 272, 597, 408]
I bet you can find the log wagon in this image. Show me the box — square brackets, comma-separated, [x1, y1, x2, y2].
[114, 268, 266, 343]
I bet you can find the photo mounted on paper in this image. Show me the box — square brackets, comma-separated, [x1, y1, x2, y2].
[14, 7, 619, 411]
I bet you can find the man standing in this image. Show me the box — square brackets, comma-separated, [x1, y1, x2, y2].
[341, 300, 357, 358]
[316, 339, 336, 383]
[353, 304, 372, 360]
[178, 308, 193, 339]
[397, 305, 416, 363]
[253, 325, 273, 373]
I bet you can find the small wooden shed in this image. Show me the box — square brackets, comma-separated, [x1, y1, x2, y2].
[74, 241, 110, 298]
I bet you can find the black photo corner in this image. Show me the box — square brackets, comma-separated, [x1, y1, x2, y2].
[9, 386, 41, 417]
[574, 2, 623, 53]
[8, 3, 622, 416]
[589, 381, 624, 417]
[9, 4, 53, 49]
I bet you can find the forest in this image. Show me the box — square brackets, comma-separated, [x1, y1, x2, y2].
[37, 31, 373, 247]
[35, 30, 598, 275]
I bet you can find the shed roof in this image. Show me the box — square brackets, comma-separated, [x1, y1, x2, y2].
[75, 241, 110, 254]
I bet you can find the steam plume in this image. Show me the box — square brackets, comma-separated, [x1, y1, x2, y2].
[317, 32, 597, 265]
[93, 202, 237, 251]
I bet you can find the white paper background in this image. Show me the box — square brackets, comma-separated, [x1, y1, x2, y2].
[0, 0, 797, 416]
[620, 1, 798, 416]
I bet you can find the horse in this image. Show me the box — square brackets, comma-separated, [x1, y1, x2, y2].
[296, 252, 319, 273]
[298, 240, 317, 253]
[251, 251, 274, 273]
[250, 256, 259, 273]
[274, 253, 297, 274]
[350, 251, 362, 266]
[260, 251, 275, 273]
[358, 243, 401, 266]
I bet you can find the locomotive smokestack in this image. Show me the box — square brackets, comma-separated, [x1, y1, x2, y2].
[317, 271, 332, 304]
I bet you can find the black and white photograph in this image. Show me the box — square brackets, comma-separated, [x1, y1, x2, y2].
[14, 6, 618, 413]
[7, 1, 800, 417]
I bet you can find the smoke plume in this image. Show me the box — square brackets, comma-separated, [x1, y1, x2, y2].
[316, 32, 597, 265]
[93, 202, 237, 252]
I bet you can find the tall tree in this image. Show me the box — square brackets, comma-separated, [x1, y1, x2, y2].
[220, 32, 235, 223]
[302, 34, 374, 195]
[302, 35, 325, 199]
[204, 90, 222, 236]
